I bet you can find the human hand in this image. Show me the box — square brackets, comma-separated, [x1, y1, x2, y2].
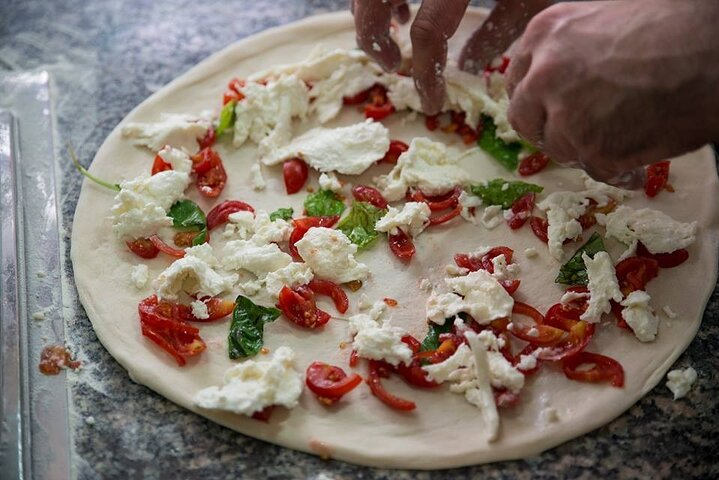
[352, 1, 549, 115]
[506, 0, 719, 187]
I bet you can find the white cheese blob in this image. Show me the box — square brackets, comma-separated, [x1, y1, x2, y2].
[294, 227, 369, 283]
[444, 270, 514, 324]
[666, 367, 697, 400]
[250, 163, 266, 191]
[262, 120, 390, 175]
[480, 205, 504, 230]
[121, 112, 211, 152]
[662, 305, 678, 319]
[375, 201, 431, 237]
[191, 299, 209, 320]
[598, 205, 698, 255]
[232, 75, 310, 156]
[223, 240, 292, 277]
[524, 247, 539, 258]
[348, 301, 413, 367]
[458, 190, 483, 223]
[110, 170, 190, 240]
[620, 290, 659, 342]
[375, 137, 470, 201]
[130, 264, 149, 289]
[318, 172, 343, 193]
[155, 245, 237, 301]
[193, 346, 303, 415]
[581, 173, 634, 204]
[490, 254, 520, 282]
[157, 145, 193, 173]
[580, 252, 622, 322]
[251, 211, 292, 245]
[537, 191, 588, 261]
[426, 292, 466, 325]
[225, 210, 256, 240]
[263, 262, 314, 299]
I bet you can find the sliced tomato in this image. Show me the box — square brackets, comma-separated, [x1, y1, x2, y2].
[288, 216, 340, 260]
[408, 186, 462, 212]
[191, 147, 227, 198]
[307, 279, 349, 314]
[518, 152, 550, 176]
[506, 192, 535, 229]
[364, 85, 395, 120]
[428, 205, 461, 226]
[223, 78, 246, 105]
[611, 300, 630, 330]
[277, 285, 331, 329]
[126, 238, 159, 259]
[539, 310, 595, 361]
[283, 158, 309, 194]
[306, 361, 362, 404]
[396, 359, 439, 389]
[510, 302, 567, 346]
[562, 351, 624, 388]
[380, 140, 409, 165]
[424, 114, 440, 131]
[636, 242, 689, 268]
[139, 295, 206, 366]
[149, 235, 185, 258]
[388, 228, 415, 261]
[151, 154, 172, 175]
[352, 185, 388, 209]
[614, 256, 659, 296]
[197, 126, 216, 150]
[645, 161, 670, 198]
[367, 360, 416, 411]
[251, 406, 274, 422]
[342, 87, 371, 105]
[501, 279, 521, 295]
[206, 200, 255, 230]
[530, 216, 549, 243]
[172, 297, 236, 323]
[349, 349, 359, 368]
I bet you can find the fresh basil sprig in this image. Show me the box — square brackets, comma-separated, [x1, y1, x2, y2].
[470, 179, 543, 209]
[556, 232, 607, 286]
[270, 207, 294, 222]
[336, 201, 387, 250]
[68, 144, 120, 191]
[228, 295, 281, 359]
[304, 189, 346, 217]
[477, 115, 523, 171]
[215, 100, 237, 137]
[168, 200, 208, 246]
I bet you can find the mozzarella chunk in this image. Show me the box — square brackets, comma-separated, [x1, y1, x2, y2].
[262, 120, 390, 175]
[191, 299, 209, 320]
[480, 205, 504, 230]
[537, 191, 588, 260]
[580, 252, 622, 322]
[130, 264, 149, 289]
[459, 190, 482, 223]
[598, 205, 698, 255]
[193, 346, 302, 415]
[111, 170, 190, 240]
[444, 270, 514, 324]
[225, 211, 256, 240]
[250, 163, 266, 191]
[121, 113, 211, 151]
[263, 262, 314, 299]
[426, 292, 466, 325]
[233, 75, 310, 156]
[375, 137, 470, 201]
[223, 240, 292, 276]
[318, 172, 343, 193]
[157, 145, 193, 173]
[375, 202, 431, 237]
[155, 246, 237, 301]
[662, 305, 678, 319]
[581, 173, 634, 203]
[524, 247, 539, 258]
[490, 254, 520, 281]
[620, 290, 659, 342]
[666, 367, 697, 400]
[251, 211, 292, 245]
[294, 227, 369, 283]
[349, 301, 412, 366]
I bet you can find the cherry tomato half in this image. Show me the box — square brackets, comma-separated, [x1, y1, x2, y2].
[506, 192, 535, 229]
[636, 242, 689, 268]
[283, 158, 309, 194]
[518, 152, 550, 176]
[277, 285, 331, 329]
[367, 360, 416, 411]
[307, 279, 349, 314]
[530, 216, 549, 243]
[191, 147, 227, 198]
[644, 161, 670, 198]
[614, 256, 659, 296]
[151, 154, 172, 175]
[380, 140, 409, 165]
[126, 237, 160, 259]
[388, 228, 415, 261]
[562, 351, 625, 387]
[139, 295, 206, 366]
[305, 361, 363, 404]
[352, 185, 388, 209]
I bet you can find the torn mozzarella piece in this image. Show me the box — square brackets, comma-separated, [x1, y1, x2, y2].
[581, 173, 634, 203]
[375, 202, 431, 237]
[263, 262, 314, 298]
[459, 190, 482, 223]
[666, 367, 697, 400]
[375, 137, 470, 201]
[121, 112, 211, 151]
[426, 292, 466, 325]
[524, 247, 539, 258]
[223, 240, 292, 277]
[662, 305, 678, 319]
[580, 252, 622, 322]
[480, 205, 504, 230]
[225, 210, 256, 240]
[193, 346, 302, 415]
[490, 254, 519, 282]
[191, 299, 209, 320]
[537, 191, 588, 261]
[251, 211, 292, 245]
[262, 120, 390, 175]
[294, 227, 369, 284]
[130, 264, 149, 289]
[349, 301, 412, 366]
[155, 246, 237, 301]
[620, 290, 659, 342]
[318, 172, 343, 193]
[158, 145, 193, 173]
[250, 163, 266, 191]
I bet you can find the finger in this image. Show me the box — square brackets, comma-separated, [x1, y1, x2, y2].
[542, 124, 580, 169]
[354, 0, 402, 72]
[392, 2, 411, 24]
[410, 0, 470, 115]
[507, 82, 546, 148]
[581, 161, 646, 190]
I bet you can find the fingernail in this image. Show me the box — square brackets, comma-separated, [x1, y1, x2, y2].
[416, 76, 445, 115]
[607, 168, 646, 190]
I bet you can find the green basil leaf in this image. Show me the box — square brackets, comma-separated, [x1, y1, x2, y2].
[470, 179, 543, 210]
[477, 115, 523, 171]
[556, 232, 607, 286]
[228, 296, 281, 359]
[420, 317, 456, 352]
[336, 201, 387, 250]
[168, 200, 208, 246]
[270, 207, 294, 222]
[191, 228, 208, 246]
[215, 100, 237, 137]
[304, 189, 346, 217]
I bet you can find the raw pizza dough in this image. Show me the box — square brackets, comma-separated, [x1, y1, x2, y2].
[71, 9, 719, 469]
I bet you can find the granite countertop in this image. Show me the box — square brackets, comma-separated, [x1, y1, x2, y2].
[2, 0, 717, 478]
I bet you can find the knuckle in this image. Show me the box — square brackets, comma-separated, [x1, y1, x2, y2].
[410, 18, 441, 47]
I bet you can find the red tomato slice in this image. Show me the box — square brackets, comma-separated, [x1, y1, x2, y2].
[349, 349, 359, 368]
[307, 279, 349, 314]
[173, 297, 236, 322]
[277, 285, 331, 328]
[396, 359, 439, 388]
[363, 85, 395, 120]
[388, 228, 415, 261]
[424, 114, 440, 131]
[428, 205, 461, 226]
[481, 247, 514, 273]
[644, 161, 670, 198]
[197, 126, 216, 150]
[151, 154, 172, 175]
[126, 238, 159, 259]
[305, 361, 363, 404]
[206, 200, 255, 230]
[636, 242, 689, 268]
[408, 186, 463, 212]
[367, 360, 416, 411]
[352, 185, 388, 209]
[139, 295, 206, 366]
[283, 158, 309, 194]
[562, 351, 625, 387]
[518, 152, 550, 176]
[380, 140, 409, 165]
[191, 147, 227, 198]
[149, 235, 185, 258]
[288, 216, 340, 260]
[510, 302, 567, 346]
[342, 86, 371, 105]
[610, 300, 630, 330]
[501, 279, 521, 295]
[530, 216, 549, 243]
[614, 256, 659, 296]
[506, 192, 536, 229]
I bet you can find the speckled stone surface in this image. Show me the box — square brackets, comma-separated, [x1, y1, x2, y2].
[2, 0, 718, 478]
